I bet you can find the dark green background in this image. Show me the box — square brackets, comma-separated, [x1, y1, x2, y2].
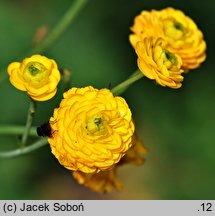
[0, 0, 214, 199]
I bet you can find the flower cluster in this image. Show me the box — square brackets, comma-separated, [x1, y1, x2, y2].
[130, 7, 206, 88]
[7, 54, 60, 101]
[4, 6, 207, 194]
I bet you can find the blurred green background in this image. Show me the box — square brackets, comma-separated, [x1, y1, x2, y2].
[0, 0, 214, 199]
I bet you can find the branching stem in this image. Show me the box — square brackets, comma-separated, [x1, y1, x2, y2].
[111, 69, 144, 96]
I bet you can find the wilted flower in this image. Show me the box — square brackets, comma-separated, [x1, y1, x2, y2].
[135, 37, 184, 88]
[72, 132, 147, 193]
[73, 167, 123, 193]
[130, 7, 206, 71]
[48, 86, 135, 173]
[7, 54, 60, 101]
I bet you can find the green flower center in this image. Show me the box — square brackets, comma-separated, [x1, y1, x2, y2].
[94, 117, 102, 128]
[163, 19, 185, 40]
[164, 50, 176, 64]
[174, 22, 184, 31]
[86, 115, 105, 135]
[26, 62, 46, 76]
[23, 62, 49, 87]
[153, 42, 178, 69]
[162, 49, 177, 69]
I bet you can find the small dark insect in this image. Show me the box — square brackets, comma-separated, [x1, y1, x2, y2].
[37, 122, 52, 137]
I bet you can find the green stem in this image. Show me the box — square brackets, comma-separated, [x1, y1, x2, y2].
[0, 0, 89, 158]
[0, 125, 37, 136]
[0, 138, 48, 159]
[21, 99, 36, 146]
[29, 0, 88, 54]
[111, 69, 144, 96]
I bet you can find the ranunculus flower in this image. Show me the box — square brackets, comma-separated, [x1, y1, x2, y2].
[7, 54, 60, 101]
[130, 7, 206, 71]
[135, 37, 184, 88]
[48, 86, 135, 173]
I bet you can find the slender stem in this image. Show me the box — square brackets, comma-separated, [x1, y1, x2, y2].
[0, 0, 89, 158]
[0, 138, 48, 159]
[29, 0, 88, 54]
[111, 69, 144, 96]
[0, 125, 37, 136]
[21, 99, 36, 146]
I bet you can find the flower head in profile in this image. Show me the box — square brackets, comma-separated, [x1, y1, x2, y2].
[130, 7, 206, 71]
[48, 86, 135, 174]
[73, 167, 123, 193]
[72, 132, 147, 193]
[135, 37, 184, 88]
[7, 54, 60, 101]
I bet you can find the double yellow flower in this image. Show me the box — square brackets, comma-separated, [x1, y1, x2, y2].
[7, 54, 60, 101]
[48, 86, 135, 173]
[130, 7, 206, 88]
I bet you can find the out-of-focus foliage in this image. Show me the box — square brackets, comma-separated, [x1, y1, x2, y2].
[0, 0, 214, 199]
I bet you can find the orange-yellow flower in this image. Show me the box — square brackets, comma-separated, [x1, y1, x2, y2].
[129, 10, 162, 47]
[130, 7, 206, 71]
[73, 167, 123, 193]
[72, 132, 147, 193]
[135, 37, 184, 88]
[7, 54, 60, 101]
[48, 86, 135, 174]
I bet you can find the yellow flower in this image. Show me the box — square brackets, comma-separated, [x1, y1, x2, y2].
[48, 86, 135, 173]
[156, 7, 206, 71]
[135, 37, 184, 88]
[129, 10, 162, 47]
[72, 132, 147, 193]
[73, 167, 123, 193]
[7, 54, 60, 101]
[130, 7, 206, 71]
